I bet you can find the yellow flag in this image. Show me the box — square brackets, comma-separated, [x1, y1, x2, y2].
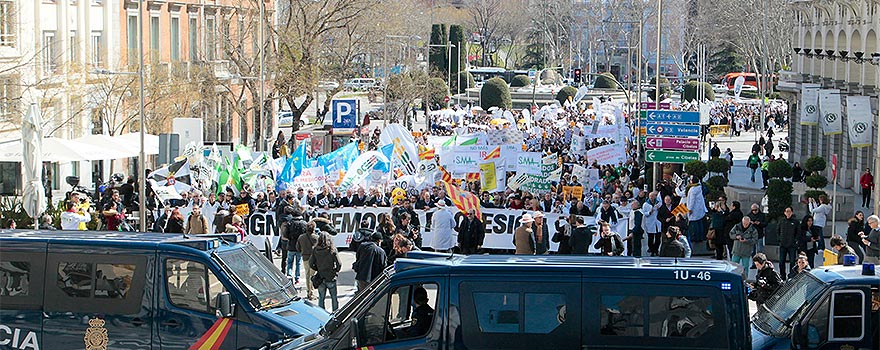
[480, 162, 496, 192]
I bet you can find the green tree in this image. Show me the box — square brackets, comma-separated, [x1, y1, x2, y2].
[648, 76, 671, 101]
[593, 72, 618, 89]
[510, 75, 531, 87]
[685, 160, 708, 180]
[429, 24, 448, 75]
[448, 24, 466, 78]
[556, 86, 577, 105]
[708, 43, 745, 78]
[682, 80, 716, 102]
[427, 77, 449, 107]
[480, 77, 511, 110]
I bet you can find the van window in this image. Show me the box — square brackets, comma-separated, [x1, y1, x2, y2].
[358, 283, 438, 346]
[806, 297, 829, 346]
[166, 259, 226, 313]
[57, 262, 93, 297]
[0, 261, 31, 297]
[648, 296, 714, 338]
[600, 295, 644, 336]
[474, 292, 519, 333]
[95, 264, 135, 299]
[830, 290, 864, 340]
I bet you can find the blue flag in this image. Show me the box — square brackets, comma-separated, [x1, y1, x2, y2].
[277, 142, 309, 186]
[317, 141, 360, 173]
[375, 143, 394, 173]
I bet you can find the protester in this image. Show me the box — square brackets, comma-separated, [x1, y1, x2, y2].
[165, 208, 185, 234]
[533, 212, 550, 255]
[569, 216, 590, 255]
[296, 222, 319, 300]
[593, 221, 624, 256]
[642, 192, 662, 256]
[624, 200, 644, 257]
[185, 204, 210, 235]
[686, 177, 708, 242]
[747, 203, 767, 254]
[430, 201, 456, 253]
[808, 195, 832, 237]
[353, 231, 386, 291]
[552, 215, 575, 255]
[308, 231, 342, 310]
[513, 214, 536, 255]
[456, 209, 485, 254]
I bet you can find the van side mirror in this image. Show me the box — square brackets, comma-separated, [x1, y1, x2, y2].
[349, 318, 359, 349]
[791, 323, 807, 349]
[216, 291, 235, 318]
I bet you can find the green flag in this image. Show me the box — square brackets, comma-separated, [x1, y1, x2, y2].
[459, 137, 478, 146]
[441, 135, 457, 147]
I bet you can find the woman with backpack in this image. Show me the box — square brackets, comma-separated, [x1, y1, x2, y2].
[309, 232, 342, 311]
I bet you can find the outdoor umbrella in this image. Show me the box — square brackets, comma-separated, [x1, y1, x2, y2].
[21, 104, 46, 224]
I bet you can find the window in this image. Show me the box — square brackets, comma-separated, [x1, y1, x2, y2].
[601, 295, 644, 336]
[358, 283, 438, 346]
[90, 31, 102, 67]
[830, 291, 864, 340]
[648, 296, 715, 338]
[68, 30, 78, 64]
[806, 297, 829, 347]
[205, 16, 215, 61]
[0, 74, 16, 119]
[42, 31, 58, 74]
[0, 1, 15, 47]
[165, 259, 226, 313]
[57, 262, 93, 297]
[524, 293, 566, 334]
[95, 264, 134, 299]
[127, 14, 138, 65]
[170, 16, 180, 61]
[0, 261, 31, 297]
[188, 17, 198, 61]
[474, 292, 520, 333]
[150, 15, 159, 61]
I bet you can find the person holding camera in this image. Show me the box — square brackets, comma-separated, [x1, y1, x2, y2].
[749, 253, 782, 306]
[593, 221, 625, 256]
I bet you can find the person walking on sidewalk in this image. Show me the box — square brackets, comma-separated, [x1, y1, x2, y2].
[748, 151, 762, 183]
[353, 231, 386, 291]
[860, 168, 873, 208]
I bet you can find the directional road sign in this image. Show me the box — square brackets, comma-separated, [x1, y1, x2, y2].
[646, 150, 700, 163]
[645, 123, 700, 137]
[640, 110, 700, 124]
[645, 137, 700, 151]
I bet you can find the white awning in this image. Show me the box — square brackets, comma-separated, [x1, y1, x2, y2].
[114, 132, 160, 155]
[0, 137, 130, 162]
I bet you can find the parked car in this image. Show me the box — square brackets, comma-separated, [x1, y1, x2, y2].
[317, 80, 339, 90]
[342, 78, 377, 91]
[711, 84, 729, 94]
[277, 111, 310, 128]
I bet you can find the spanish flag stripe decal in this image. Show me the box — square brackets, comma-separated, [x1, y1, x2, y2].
[189, 318, 233, 350]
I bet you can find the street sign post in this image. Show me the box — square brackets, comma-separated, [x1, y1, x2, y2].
[645, 123, 700, 137]
[645, 150, 700, 163]
[645, 137, 700, 151]
[332, 99, 358, 129]
[640, 110, 700, 124]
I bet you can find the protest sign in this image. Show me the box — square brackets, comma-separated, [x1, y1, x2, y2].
[586, 143, 626, 165]
[291, 167, 326, 191]
[516, 152, 543, 175]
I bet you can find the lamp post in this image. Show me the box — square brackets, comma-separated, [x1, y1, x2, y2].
[653, 0, 663, 184]
[259, 0, 265, 152]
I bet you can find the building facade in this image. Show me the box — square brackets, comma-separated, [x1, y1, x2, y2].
[778, 0, 879, 191]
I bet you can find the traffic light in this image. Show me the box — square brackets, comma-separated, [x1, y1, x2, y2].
[574, 69, 582, 83]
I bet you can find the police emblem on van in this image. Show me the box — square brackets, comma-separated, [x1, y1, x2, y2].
[84, 318, 108, 350]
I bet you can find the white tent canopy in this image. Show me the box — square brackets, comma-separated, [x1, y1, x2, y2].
[0, 133, 160, 162]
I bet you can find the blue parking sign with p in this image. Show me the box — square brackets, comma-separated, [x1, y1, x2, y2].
[332, 99, 358, 129]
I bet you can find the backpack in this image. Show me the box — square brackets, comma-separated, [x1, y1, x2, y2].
[349, 228, 372, 252]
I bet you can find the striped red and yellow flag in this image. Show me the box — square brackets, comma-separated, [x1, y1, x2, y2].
[483, 146, 501, 160]
[439, 166, 453, 183]
[466, 173, 481, 182]
[441, 181, 482, 219]
[419, 147, 436, 160]
[189, 318, 233, 350]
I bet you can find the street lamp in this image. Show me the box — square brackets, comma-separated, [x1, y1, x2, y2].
[530, 66, 563, 107]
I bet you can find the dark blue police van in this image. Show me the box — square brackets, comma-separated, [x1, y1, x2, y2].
[0, 230, 328, 350]
[277, 252, 751, 350]
[751, 263, 880, 350]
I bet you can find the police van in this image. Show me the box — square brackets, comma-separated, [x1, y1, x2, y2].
[751, 262, 880, 350]
[0, 230, 329, 350]
[276, 252, 752, 350]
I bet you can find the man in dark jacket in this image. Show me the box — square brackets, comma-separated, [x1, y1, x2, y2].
[353, 231, 386, 291]
[624, 200, 644, 257]
[456, 209, 485, 254]
[746, 203, 767, 254]
[776, 207, 800, 279]
[569, 217, 591, 254]
[285, 209, 308, 284]
[312, 212, 338, 236]
[657, 195, 676, 234]
[750, 253, 781, 306]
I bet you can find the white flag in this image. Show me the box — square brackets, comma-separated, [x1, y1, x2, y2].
[846, 96, 873, 148]
[818, 89, 843, 135]
[800, 83, 820, 125]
